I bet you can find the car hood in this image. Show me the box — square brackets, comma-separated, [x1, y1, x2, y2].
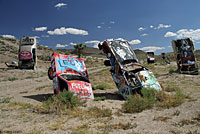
[67, 80, 94, 99]
[136, 70, 162, 91]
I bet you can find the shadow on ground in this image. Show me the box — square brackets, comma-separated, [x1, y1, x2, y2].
[23, 93, 53, 102]
[94, 92, 124, 100]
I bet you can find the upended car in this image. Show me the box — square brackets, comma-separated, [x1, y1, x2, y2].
[98, 40, 162, 99]
[48, 53, 94, 99]
[172, 38, 198, 74]
[147, 52, 155, 64]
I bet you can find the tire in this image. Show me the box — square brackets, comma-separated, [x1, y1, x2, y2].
[48, 67, 53, 80]
[120, 86, 133, 100]
[104, 60, 111, 66]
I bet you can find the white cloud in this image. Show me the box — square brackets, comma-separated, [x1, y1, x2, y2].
[85, 40, 100, 44]
[56, 44, 68, 48]
[155, 24, 171, 29]
[138, 27, 145, 31]
[141, 33, 148, 37]
[129, 39, 141, 45]
[97, 26, 101, 29]
[44, 45, 48, 48]
[2, 35, 16, 39]
[164, 29, 200, 40]
[33, 36, 40, 39]
[69, 42, 76, 46]
[164, 32, 177, 37]
[139, 46, 165, 52]
[115, 38, 126, 41]
[110, 21, 115, 24]
[150, 25, 154, 28]
[41, 35, 49, 38]
[47, 27, 88, 35]
[55, 3, 67, 8]
[85, 40, 100, 48]
[34, 26, 47, 31]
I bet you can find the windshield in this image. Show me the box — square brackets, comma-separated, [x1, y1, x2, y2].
[110, 41, 138, 65]
[60, 74, 90, 83]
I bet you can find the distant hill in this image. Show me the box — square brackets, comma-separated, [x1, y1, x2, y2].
[1, 36, 199, 65]
[134, 49, 147, 61]
[57, 47, 104, 57]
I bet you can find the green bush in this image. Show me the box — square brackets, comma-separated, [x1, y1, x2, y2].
[94, 96, 106, 101]
[95, 83, 112, 90]
[122, 87, 186, 113]
[8, 77, 18, 81]
[43, 90, 83, 114]
[88, 106, 112, 118]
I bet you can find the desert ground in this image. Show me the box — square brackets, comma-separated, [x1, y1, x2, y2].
[0, 37, 199, 134]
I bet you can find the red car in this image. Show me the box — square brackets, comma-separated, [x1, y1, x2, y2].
[48, 53, 94, 99]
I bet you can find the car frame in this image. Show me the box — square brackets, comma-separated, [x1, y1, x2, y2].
[98, 40, 162, 99]
[48, 53, 94, 99]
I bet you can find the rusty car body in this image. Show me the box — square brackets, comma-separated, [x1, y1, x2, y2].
[98, 40, 162, 99]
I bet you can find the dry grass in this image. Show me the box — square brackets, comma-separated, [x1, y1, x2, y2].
[8, 102, 33, 110]
[153, 116, 172, 122]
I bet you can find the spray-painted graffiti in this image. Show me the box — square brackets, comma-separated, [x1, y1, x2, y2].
[49, 53, 94, 99]
[56, 57, 84, 73]
[137, 70, 162, 91]
[69, 82, 93, 99]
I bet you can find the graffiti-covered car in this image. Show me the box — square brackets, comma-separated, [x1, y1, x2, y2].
[98, 40, 162, 99]
[147, 52, 155, 64]
[172, 38, 198, 74]
[48, 53, 94, 99]
[18, 37, 37, 69]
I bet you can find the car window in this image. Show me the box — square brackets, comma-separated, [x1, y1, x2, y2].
[110, 41, 138, 65]
[60, 74, 90, 83]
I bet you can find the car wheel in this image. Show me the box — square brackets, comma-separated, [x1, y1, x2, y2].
[48, 67, 53, 80]
[120, 86, 132, 100]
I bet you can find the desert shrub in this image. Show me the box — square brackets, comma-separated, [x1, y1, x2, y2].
[164, 85, 177, 92]
[0, 97, 11, 103]
[8, 102, 33, 109]
[156, 88, 186, 108]
[95, 83, 112, 90]
[122, 94, 146, 113]
[94, 96, 106, 101]
[38, 55, 50, 61]
[8, 77, 18, 81]
[122, 87, 186, 113]
[123, 88, 157, 113]
[43, 90, 83, 114]
[0, 40, 5, 45]
[88, 106, 112, 118]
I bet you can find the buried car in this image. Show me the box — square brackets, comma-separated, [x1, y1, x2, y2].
[172, 38, 198, 75]
[18, 37, 37, 69]
[48, 53, 94, 99]
[98, 40, 162, 99]
[147, 52, 155, 64]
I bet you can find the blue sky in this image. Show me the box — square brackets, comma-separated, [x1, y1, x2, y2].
[1, 0, 200, 54]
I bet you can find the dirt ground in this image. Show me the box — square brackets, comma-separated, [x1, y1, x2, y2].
[0, 60, 200, 134]
[0, 38, 199, 134]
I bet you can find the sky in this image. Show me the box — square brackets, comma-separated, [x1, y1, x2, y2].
[1, 0, 200, 54]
